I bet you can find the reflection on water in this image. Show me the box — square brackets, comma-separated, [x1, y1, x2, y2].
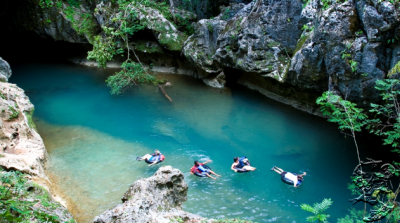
[10, 62, 377, 223]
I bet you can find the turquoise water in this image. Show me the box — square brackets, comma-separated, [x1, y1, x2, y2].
[10, 62, 375, 222]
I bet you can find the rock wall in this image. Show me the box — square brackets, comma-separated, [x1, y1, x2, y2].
[2, 0, 400, 115]
[0, 58, 47, 178]
[94, 166, 209, 223]
[184, 0, 400, 113]
[0, 57, 75, 222]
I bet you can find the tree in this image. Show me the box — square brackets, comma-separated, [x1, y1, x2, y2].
[316, 79, 400, 222]
[300, 198, 333, 222]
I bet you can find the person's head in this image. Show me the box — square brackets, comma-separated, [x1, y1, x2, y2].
[297, 175, 303, 180]
[155, 149, 160, 155]
[194, 161, 199, 166]
[233, 157, 239, 162]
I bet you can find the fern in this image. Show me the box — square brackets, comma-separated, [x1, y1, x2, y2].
[301, 198, 332, 222]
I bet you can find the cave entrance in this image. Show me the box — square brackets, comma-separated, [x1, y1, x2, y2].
[223, 67, 243, 87]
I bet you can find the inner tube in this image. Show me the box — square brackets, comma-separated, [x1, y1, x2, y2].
[234, 167, 248, 173]
[194, 165, 211, 177]
[145, 154, 165, 164]
[281, 173, 302, 186]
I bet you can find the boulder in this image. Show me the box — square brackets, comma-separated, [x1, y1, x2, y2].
[94, 166, 210, 223]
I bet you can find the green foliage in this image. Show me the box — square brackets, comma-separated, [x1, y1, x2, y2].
[46, 19, 52, 24]
[316, 91, 368, 134]
[303, 0, 312, 8]
[389, 61, 400, 77]
[355, 30, 363, 36]
[56, 1, 63, 8]
[386, 206, 400, 223]
[0, 171, 74, 222]
[207, 22, 213, 32]
[302, 25, 314, 32]
[340, 43, 353, 62]
[39, 0, 54, 8]
[367, 79, 400, 149]
[65, 0, 80, 7]
[349, 60, 357, 72]
[300, 198, 333, 222]
[317, 80, 400, 222]
[267, 41, 280, 48]
[347, 183, 361, 195]
[170, 216, 184, 223]
[341, 52, 351, 59]
[321, 0, 333, 10]
[337, 208, 364, 223]
[388, 36, 399, 44]
[25, 108, 37, 131]
[8, 106, 19, 120]
[174, 14, 195, 36]
[64, 7, 98, 42]
[106, 61, 158, 95]
[351, 175, 370, 187]
[87, 36, 116, 68]
[222, 8, 231, 21]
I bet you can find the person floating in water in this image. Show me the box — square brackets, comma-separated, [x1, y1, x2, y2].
[136, 149, 164, 166]
[190, 160, 221, 180]
[271, 166, 306, 187]
[231, 157, 256, 172]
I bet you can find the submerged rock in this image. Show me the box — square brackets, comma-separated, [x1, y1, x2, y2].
[94, 166, 209, 223]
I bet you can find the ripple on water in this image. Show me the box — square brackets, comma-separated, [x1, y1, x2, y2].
[10, 63, 373, 223]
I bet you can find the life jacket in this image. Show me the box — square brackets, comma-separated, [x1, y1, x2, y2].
[197, 164, 208, 172]
[236, 156, 247, 169]
[150, 153, 162, 162]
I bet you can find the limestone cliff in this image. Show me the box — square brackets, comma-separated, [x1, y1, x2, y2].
[94, 166, 209, 223]
[0, 58, 47, 178]
[1, 0, 399, 115]
[0, 58, 75, 222]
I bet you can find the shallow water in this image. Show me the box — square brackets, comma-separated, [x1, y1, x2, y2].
[10, 62, 380, 222]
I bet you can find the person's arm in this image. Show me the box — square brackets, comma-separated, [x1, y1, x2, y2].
[148, 161, 157, 166]
[299, 172, 307, 177]
[203, 160, 212, 165]
[231, 163, 237, 172]
[294, 178, 298, 187]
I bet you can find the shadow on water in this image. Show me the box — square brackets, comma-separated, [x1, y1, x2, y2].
[8, 62, 400, 223]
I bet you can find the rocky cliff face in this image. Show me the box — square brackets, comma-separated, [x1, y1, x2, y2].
[94, 166, 209, 223]
[0, 58, 75, 222]
[2, 0, 400, 114]
[0, 58, 47, 178]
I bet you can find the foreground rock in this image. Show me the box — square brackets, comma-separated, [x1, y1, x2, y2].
[0, 64, 47, 178]
[94, 166, 209, 223]
[0, 58, 75, 222]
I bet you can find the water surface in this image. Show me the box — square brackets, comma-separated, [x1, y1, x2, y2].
[10, 62, 378, 222]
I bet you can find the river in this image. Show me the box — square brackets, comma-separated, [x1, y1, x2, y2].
[10, 62, 386, 223]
